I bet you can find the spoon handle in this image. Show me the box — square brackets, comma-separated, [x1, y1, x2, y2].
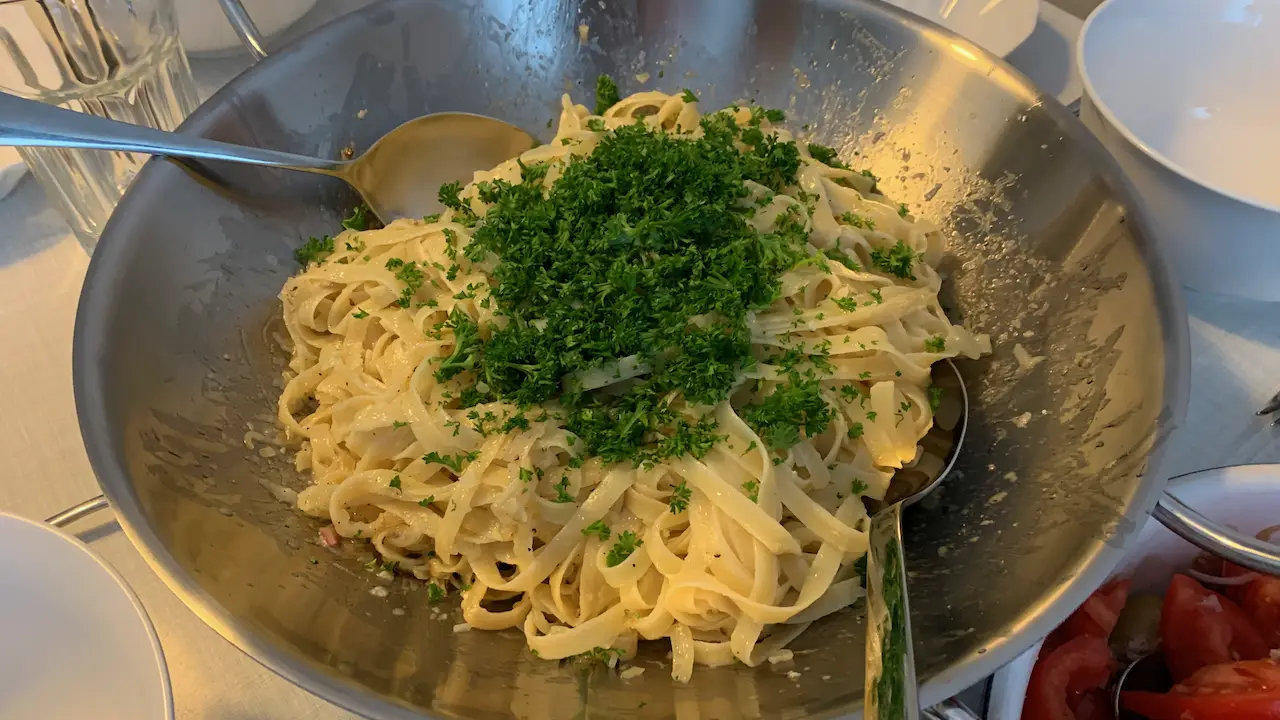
[0, 92, 343, 175]
[865, 501, 920, 720]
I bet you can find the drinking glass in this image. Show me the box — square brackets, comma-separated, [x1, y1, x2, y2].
[0, 0, 199, 251]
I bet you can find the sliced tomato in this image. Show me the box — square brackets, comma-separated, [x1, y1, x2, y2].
[1121, 659, 1280, 720]
[1242, 576, 1280, 647]
[1044, 579, 1132, 653]
[1162, 574, 1269, 682]
[1022, 635, 1114, 720]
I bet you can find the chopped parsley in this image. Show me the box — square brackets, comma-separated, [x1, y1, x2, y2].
[742, 479, 760, 503]
[294, 235, 334, 266]
[595, 74, 621, 115]
[582, 520, 611, 540]
[579, 646, 625, 665]
[869, 240, 920, 280]
[427, 582, 446, 603]
[586, 117, 605, 131]
[341, 204, 373, 231]
[552, 476, 575, 503]
[389, 475, 402, 489]
[352, 309, 369, 319]
[392, 420, 408, 429]
[833, 296, 859, 312]
[807, 142, 847, 169]
[851, 478, 868, 495]
[898, 203, 909, 218]
[924, 336, 947, 353]
[442, 111, 802, 467]
[668, 480, 691, 514]
[422, 450, 477, 473]
[839, 212, 874, 230]
[824, 247, 861, 271]
[847, 422, 864, 439]
[605, 531, 643, 566]
[928, 385, 943, 411]
[418, 496, 435, 507]
[680, 88, 698, 103]
[742, 371, 833, 451]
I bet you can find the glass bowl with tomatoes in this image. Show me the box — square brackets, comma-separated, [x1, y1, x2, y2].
[989, 464, 1280, 720]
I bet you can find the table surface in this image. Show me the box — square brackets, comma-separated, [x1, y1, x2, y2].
[2, 2, 1276, 719]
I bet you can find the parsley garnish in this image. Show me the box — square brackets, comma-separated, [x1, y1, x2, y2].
[668, 481, 691, 513]
[605, 531, 643, 566]
[422, 451, 476, 473]
[742, 479, 760, 503]
[392, 420, 408, 429]
[427, 582, 446, 603]
[840, 212, 874, 230]
[435, 308, 481, 381]
[824, 248, 861, 271]
[764, 108, 785, 123]
[898, 203, 909, 218]
[552, 476, 575, 503]
[586, 117, 605, 131]
[680, 88, 698, 103]
[389, 475, 402, 490]
[579, 647, 625, 665]
[595, 74, 621, 114]
[924, 336, 946, 353]
[742, 371, 833, 451]
[847, 422, 864, 439]
[582, 520, 611, 540]
[807, 142, 846, 169]
[851, 478, 868, 495]
[833, 296, 859, 312]
[418, 496, 435, 507]
[445, 114, 802, 467]
[869, 240, 919, 280]
[341, 204, 373, 231]
[928, 385, 943, 411]
[294, 235, 334, 266]
[352, 309, 369, 319]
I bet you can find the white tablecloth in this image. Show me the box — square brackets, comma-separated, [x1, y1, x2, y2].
[0, 4, 1275, 719]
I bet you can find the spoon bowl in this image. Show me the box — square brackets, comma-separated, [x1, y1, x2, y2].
[0, 92, 535, 224]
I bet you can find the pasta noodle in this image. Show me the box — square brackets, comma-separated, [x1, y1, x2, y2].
[277, 89, 990, 681]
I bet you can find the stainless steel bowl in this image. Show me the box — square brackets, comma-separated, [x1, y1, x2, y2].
[73, 1, 1189, 717]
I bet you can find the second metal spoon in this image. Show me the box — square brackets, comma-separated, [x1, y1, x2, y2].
[0, 92, 534, 223]
[865, 360, 969, 720]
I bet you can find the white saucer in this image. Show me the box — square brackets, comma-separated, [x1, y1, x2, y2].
[0, 513, 172, 720]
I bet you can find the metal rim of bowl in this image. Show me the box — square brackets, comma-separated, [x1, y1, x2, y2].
[70, 1, 1191, 717]
[1077, 0, 1280, 216]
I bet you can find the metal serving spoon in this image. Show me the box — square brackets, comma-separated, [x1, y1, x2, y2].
[0, 92, 534, 223]
[865, 360, 969, 720]
[1112, 651, 1171, 720]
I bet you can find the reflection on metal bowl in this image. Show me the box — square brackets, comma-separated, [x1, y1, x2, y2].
[73, 1, 1188, 717]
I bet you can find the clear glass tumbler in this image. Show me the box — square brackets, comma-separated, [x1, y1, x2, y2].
[0, 0, 199, 251]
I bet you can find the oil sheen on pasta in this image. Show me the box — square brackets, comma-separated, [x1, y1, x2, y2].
[277, 86, 990, 682]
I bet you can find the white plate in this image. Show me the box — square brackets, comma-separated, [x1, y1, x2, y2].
[988, 464, 1280, 720]
[886, 0, 1041, 57]
[0, 513, 171, 720]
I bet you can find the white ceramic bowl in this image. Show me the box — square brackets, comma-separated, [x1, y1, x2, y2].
[0, 513, 172, 719]
[887, 0, 1040, 57]
[1077, 0, 1280, 301]
[987, 464, 1280, 719]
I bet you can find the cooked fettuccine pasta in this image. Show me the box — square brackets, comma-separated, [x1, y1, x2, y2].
[278, 86, 989, 681]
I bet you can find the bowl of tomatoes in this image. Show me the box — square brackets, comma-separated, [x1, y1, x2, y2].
[989, 464, 1280, 720]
